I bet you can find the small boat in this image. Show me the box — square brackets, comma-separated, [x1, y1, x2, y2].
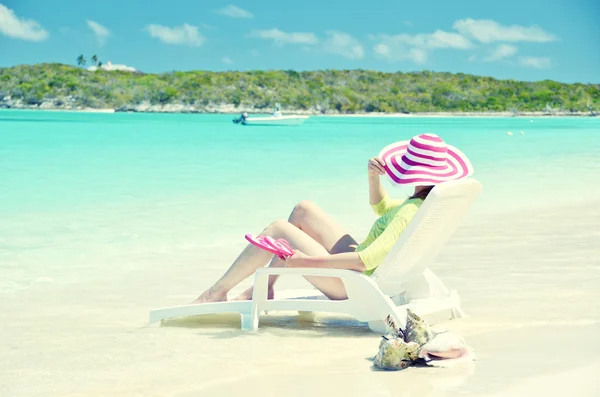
[232, 103, 308, 126]
[236, 114, 309, 126]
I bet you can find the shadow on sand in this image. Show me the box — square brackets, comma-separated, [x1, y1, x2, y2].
[155, 311, 377, 339]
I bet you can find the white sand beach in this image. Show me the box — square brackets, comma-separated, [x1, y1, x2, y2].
[2, 197, 599, 397]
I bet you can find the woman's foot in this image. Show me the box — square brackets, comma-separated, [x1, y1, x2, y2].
[192, 289, 227, 304]
[233, 286, 274, 301]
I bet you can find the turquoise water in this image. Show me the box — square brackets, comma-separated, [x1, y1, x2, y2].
[1, 109, 599, 290]
[2, 110, 599, 215]
[2, 109, 600, 397]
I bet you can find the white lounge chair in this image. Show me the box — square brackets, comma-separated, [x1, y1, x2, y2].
[149, 178, 482, 333]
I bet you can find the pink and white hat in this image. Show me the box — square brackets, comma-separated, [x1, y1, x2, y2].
[379, 133, 474, 186]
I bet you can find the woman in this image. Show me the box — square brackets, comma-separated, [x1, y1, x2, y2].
[194, 133, 473, 303]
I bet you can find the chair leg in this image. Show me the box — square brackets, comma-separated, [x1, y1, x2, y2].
[451, 307, 465, 319]
[247, 271, 270, 332]
[449, 290, 465, 319]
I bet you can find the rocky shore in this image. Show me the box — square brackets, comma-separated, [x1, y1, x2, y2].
[1, 95, 596, 117]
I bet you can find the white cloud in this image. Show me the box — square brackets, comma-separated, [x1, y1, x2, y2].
[216, 5, 253, 19]
[0, 4, 48, 41]
[374, 41, 417, 62]
[372, 30, 472, 64]
[407, 48, 428, 64]
[222, 56, 233, 64]
[248, 28, 319, 46]
[86, 20, 110, 46]
[373, 43, 391, 58]
[373, 31, 473, 50]
[453, 19, 556, 43]
[519, 56, 551, 69]
[484, 44, 518, 62]
[427, 30, 473, 49]
[145, 23, 205, 47]
[370, 19, 554, 65]
[321, 31, 364, 59]
[248, 29, 363, 59]
[374, 43, 428, 64]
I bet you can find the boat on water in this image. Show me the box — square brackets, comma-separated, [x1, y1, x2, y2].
[232, 103, 309, 126]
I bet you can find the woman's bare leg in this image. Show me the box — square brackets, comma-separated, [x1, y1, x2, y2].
[233, 201, 359, 301]
[232, 256, 285, 301]
[288, 200, 358, 254]
[192, 239, 276, 303]
[194, 218, 349, 303]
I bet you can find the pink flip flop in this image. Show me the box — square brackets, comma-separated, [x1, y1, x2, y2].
[245, 234, 294, 259]
[263, 236, 294, 258]
[277, 239, 294, 255]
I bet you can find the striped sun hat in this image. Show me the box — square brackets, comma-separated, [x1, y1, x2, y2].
[379, 133, 474, 186]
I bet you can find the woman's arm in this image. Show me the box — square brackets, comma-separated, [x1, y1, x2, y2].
[368, 157, 387, 205]
[356, 203, 420, 271]
[286, 251, 367, 273]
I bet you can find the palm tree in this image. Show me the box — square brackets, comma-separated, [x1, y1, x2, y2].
[91, 54, 98, 66]
[76, 55, 86, 67]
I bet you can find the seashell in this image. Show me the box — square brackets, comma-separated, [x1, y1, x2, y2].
[419, 331, 470, 360]
[374, 310, 475, 370]
[383, 314, 404, 339]
[374, 338, 420, 371]
[404, 309, 435, 345]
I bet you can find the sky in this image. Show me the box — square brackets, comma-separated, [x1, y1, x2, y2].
[1, 0, 599, 83]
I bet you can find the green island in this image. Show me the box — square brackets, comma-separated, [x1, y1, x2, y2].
[1, 63, 598, 115]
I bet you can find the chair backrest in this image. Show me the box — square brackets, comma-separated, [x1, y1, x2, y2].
[370, 178, 482, 296]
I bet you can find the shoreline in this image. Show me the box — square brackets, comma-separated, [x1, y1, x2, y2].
[2, 64, 598, 120]
[0, 106, 596, 118]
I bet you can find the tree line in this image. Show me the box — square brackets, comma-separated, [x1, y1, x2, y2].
[0, 63, 598, 114]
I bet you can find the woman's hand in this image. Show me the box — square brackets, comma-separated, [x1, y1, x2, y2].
[368, 156, 387, 206]
[368, 157, 386, 176]
[284, 250, 308, 268]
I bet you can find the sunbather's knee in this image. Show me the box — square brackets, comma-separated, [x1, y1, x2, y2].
[266, 219, 290, 233]
[290, 200, 318, 224]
